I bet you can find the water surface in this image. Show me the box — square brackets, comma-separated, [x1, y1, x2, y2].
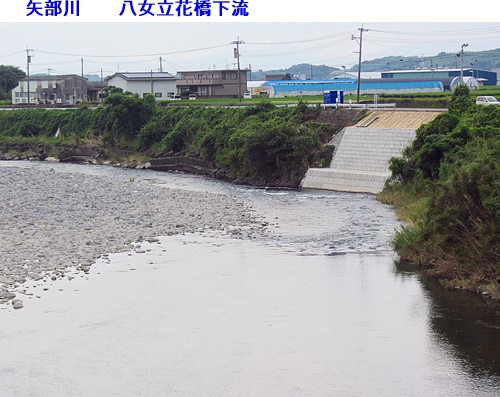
[1, 162, 498, 396]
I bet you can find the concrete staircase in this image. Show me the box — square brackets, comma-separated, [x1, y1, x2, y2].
[301, 127, 416, 194]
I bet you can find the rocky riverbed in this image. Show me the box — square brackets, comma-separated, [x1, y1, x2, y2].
[0, 164, 267, 308]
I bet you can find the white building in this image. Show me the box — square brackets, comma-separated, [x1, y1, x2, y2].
[106, 72, 177, 99]
[12, 74, 87, 105]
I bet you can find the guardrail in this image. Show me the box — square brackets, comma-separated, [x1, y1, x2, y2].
[321, 103, 396, 110]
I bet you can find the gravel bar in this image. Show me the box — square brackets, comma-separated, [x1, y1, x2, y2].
[0, 165, 267, 306]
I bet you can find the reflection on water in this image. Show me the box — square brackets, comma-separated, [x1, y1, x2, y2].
[1, 162, 499, 396]
[394, 259, 500, 379]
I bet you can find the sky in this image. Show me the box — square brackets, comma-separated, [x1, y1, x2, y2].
[1, 22, 500, 78]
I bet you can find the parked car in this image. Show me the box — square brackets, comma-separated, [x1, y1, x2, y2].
[243, 93, 252, 99]
[188, 94, 197, 100]
[475, 96, 500, 106]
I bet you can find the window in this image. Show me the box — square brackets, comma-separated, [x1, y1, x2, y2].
[222, 73, 226, 80]
[155, 92, 162, 98]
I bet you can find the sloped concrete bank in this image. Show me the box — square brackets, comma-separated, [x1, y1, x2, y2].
[302, 110, 443, 194]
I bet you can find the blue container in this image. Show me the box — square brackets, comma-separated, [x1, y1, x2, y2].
[323, 90, 344, 104]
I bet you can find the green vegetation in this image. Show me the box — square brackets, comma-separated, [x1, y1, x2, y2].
[0, 65, 25, 101]
[379, 85, 500, 296]
[0, 91, 341, 187]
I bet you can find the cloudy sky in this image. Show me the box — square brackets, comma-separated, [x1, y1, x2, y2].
[1, 22, 499, 77]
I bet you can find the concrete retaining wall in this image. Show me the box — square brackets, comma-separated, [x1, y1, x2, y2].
[301, 127, 416, 194]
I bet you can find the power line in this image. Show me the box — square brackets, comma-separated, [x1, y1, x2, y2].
[35, 43, 230, 59]
[246, 30, 354, 46]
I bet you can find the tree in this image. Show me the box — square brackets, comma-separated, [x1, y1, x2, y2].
[0, 65, 26, 98]
[448, 84, 473, 114]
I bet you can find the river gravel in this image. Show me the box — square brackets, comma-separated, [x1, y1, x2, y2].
[0, 164, 267, 306]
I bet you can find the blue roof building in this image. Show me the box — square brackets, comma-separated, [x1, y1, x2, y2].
[260, 78, 444, 98]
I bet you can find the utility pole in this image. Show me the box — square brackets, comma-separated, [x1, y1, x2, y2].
[26, 48, 33, 105]
[231, 37, 244, 102]
[159, 57, 163, 73]
[352, 24, 368, 103]
[100, 68, 103, 105]
[81, 58, 84, 103]
[150, 69, 154, 94]
[459, 43, 469, 85]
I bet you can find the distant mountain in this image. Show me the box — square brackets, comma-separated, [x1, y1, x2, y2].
[250, 49, 500, 81]
[250, 63, 341, 81]
[352, 48, 500, 73]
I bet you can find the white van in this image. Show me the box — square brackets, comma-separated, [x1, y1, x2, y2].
[476, 96, 500, 106]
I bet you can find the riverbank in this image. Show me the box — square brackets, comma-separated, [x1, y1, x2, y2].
[376, 87, 500, 301]
[0, 164, 268, 308]
[378, 182, 500, 301]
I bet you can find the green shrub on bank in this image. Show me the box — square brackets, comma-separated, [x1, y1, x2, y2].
[382, 86, 500, 289]
[0, 95, 338, 186]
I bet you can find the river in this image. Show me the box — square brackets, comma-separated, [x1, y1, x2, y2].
[1, 162, 499, 396]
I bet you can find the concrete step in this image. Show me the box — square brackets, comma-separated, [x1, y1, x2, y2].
[301, 168, 390, 194]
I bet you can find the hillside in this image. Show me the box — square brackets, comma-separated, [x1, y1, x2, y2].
[251, 48, 500, 81]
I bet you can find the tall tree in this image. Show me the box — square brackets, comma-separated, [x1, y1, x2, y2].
[0, 65, 26, 97]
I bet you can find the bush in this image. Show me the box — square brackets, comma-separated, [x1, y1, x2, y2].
[382, 85, 500, 288]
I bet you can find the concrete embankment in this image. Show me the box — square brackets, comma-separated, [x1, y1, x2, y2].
[302, 110, 443, 194]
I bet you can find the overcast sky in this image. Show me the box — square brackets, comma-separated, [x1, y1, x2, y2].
[1, 22, 499, 77]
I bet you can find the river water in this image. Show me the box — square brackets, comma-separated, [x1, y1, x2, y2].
[1, 163, 499, 396]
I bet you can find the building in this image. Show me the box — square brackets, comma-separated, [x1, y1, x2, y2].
[255, 78, 446, 98]
[492, 68, 500, 84]
[86, 81, 106, 102]
[265, 74, 286, 81]
[176, 69, 248, 98]
[12, 74, 87, 105]
[106, 72, 177, 99]
[381, 68, 497, 86]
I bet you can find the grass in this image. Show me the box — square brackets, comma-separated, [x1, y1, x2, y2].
[157, 93, 370, 107]
[154, 88, 497, 109]
[377, 182, 428, 226]
[378, 183, 429, 262]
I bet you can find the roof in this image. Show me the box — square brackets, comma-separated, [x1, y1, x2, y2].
[389, 68, 492, 74]
[177, 69, 250, 74]
[107, 72, 176, 81]
[262, 78, 444, 95]
[20, 74, 86, 81]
